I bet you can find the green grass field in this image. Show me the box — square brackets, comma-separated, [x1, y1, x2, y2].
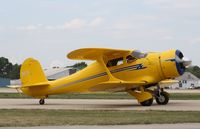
[0, 109, 200, 127]
[0, 92, 200, 100]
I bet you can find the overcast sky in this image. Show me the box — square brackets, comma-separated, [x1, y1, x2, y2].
[0, 0, 200, 68]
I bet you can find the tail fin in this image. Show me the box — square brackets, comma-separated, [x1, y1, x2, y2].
[20, 58, 48, 87]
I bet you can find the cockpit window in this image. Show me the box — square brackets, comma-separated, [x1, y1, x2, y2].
[107, 57, 124, 67]
[126, 55, 137, 63]
[131, 50, 148, 59]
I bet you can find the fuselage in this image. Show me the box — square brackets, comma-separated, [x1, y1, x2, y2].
[21, 49, 184, 98]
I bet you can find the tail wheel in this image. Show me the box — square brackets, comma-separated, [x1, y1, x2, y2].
[39, 99, 45, 105]
[155, 92, 169, 105]
[140, 98, 153, 106]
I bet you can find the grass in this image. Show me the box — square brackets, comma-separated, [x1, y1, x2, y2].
[0, 109, 200, 127]
[0, 92, 200, 100]
[170, 93, 200, 100]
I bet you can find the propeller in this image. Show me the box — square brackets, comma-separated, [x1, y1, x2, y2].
[175, 55, 192, 67]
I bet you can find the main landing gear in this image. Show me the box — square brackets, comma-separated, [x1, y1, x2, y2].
[128, 86, 154, 106]
[139, 88, 169, 106]
[153, 86, 169, 105]
[140, 98, 153, 106]
[128, 85, 170, 106]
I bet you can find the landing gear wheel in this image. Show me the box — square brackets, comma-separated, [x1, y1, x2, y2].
[39, 99, 45, 105]
[140, 98, 153, 106]
[155, 92, 169, 105]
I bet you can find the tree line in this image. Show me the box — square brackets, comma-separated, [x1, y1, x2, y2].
[186, 66, 200, 78]
[67, 62, 87, 70]
[0, 57, 21, 79]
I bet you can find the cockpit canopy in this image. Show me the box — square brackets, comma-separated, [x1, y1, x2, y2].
[131, 50, 148, 59]
[106, 50, 148, 67]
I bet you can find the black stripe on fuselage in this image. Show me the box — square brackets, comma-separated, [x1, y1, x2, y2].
[50, 64, 146, 90]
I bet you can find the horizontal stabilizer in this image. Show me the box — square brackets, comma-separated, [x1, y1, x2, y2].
[90, 81, 146, 92]
[22, 82, 50, 88]
[7, 85, 21, 89]
[7, 82, 50, 89]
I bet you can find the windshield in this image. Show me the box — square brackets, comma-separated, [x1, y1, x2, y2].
[131, 50, 148, 59]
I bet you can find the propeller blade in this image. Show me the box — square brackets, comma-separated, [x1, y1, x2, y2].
[175, 55, 192, 67]
[182, 57, 192, 67]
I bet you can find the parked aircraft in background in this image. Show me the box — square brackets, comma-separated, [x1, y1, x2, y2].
[9, 48, 191, 106]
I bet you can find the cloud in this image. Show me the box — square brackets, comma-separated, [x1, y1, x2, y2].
[89, 17, 104, 27]
[25, 25, 38, 30]
[17, 24, 43, 31]
[62, 18, 86, 29]
[17, 17, 105, 31]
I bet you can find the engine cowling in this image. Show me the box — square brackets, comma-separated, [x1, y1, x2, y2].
[160, 50, 191, 79]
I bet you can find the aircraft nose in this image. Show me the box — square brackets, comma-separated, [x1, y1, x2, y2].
[175, 54, 192, 67]
[175, 50, 192, 75]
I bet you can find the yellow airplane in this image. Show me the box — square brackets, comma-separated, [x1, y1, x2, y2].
[9, 48, 191, 106]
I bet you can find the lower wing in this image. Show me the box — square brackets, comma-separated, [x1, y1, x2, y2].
[89, 81, 146, 92]
[159, 79, 179, 88]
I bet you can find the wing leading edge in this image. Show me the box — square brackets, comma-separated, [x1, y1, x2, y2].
[67, 48, 131, 61]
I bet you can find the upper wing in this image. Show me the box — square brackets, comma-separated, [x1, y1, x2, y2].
[67, 48, 131, 60]
[89, 81, 147, 92]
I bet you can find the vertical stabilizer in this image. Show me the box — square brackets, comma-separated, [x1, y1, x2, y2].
[20, 58, 48, 86]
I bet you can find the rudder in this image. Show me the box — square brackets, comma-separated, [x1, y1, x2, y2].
[20, 58, 48, 86]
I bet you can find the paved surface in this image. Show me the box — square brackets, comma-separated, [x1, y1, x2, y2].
[1, 124, 200, 129]
[0, 99, 200, 111]
[1, 87, 200, 93]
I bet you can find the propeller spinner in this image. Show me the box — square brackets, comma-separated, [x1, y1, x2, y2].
[175, 50, 192, 75]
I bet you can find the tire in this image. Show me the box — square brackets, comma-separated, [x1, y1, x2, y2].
[155, 92, 169, 105]
[140, 98, 153, 106]
[39, 99, 45, 105]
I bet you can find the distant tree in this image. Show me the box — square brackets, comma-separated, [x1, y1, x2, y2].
[0, 57, 21, 79]
[67, 62, 87, 70]
[9, 64, 21, 79]
[186, 65, 200, 78]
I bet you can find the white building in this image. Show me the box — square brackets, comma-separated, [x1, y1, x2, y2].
[44, 67, 76, 80]
[10, 67, 77, 85]
[10, 79, 21, 85]
[170, 72, 200, 89]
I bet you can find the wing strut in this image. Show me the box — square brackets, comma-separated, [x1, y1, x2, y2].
[98, 56, 122, 82]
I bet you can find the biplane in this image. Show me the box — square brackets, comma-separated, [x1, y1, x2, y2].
[9, 48, 191, 106]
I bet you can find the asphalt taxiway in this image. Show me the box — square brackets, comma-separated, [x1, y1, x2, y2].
[1, 124, 200, 129]
[0, 99, 200, 111]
